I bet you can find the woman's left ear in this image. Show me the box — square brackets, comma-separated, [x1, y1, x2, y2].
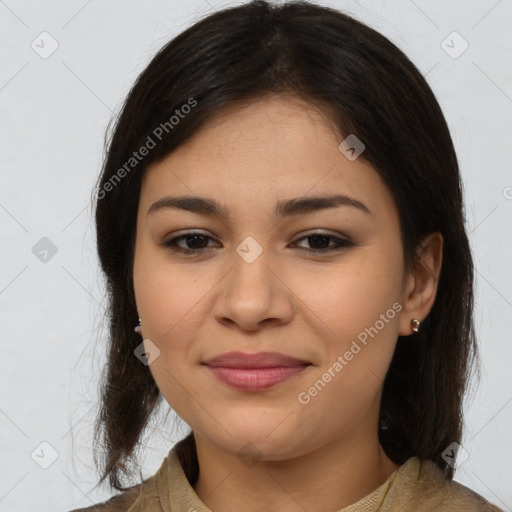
[398, 232, 443, 336]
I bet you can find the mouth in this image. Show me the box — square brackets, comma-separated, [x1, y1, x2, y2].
[202, 351, 312, 391]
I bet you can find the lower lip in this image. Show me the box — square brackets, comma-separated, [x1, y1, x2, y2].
[206, 365, 309, 391]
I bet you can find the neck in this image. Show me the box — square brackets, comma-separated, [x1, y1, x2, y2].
[192, 431, 399, 512]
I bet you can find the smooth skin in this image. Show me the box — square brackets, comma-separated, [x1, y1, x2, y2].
[133, 94, 443, 512]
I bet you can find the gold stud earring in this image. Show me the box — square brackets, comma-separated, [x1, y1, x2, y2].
[411, 318, 421, 333]
[134, 318, 142, 335]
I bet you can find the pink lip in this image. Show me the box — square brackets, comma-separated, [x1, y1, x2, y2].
[203, 351, 311, 391]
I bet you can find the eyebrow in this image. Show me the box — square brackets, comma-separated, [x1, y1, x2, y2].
[147, 194, 372, 219]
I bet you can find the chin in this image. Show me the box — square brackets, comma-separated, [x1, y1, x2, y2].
[198, 419, 307, 461]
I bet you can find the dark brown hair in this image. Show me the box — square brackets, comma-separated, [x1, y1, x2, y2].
[91, 0, 477, 491]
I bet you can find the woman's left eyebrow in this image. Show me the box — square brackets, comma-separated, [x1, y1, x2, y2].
[147, 194, 372, 219]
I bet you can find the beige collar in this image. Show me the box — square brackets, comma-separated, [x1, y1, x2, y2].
[155, 445, 421, 512]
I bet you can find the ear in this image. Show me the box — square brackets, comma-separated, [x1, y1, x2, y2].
[398, 232, 443, 336]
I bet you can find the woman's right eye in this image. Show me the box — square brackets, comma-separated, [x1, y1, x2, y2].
[163, 232, 220, 253]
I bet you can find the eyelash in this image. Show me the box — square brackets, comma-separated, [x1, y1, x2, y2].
[162, 230, 354, 255]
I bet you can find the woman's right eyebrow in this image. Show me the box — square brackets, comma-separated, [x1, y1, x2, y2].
[146, 194, 372, 219]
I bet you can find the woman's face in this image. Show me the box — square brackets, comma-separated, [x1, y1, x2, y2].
[133, 94, 415, 460]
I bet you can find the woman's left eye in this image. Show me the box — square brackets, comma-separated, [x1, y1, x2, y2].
[292, 233, 354, 254]
[163, 232, 354, 254]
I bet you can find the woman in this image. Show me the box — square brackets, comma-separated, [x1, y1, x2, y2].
[72, 1, 504, 510]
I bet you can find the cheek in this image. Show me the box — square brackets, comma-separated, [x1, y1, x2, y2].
[289, 245, 403, 336]
[133, 254, 212, 420]
[287, 246, 402, 395]
[134, 246, 215, 342]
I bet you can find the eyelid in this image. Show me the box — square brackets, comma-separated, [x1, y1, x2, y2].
[291, 228, 351, 241]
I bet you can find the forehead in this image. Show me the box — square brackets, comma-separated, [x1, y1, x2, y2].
[139, 95, 395, 219]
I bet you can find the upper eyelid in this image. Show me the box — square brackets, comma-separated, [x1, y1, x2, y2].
[166, 229, 349, 240]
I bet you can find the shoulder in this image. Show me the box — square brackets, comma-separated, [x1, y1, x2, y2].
[390, 457, 504, 511]
[67, 440, 191, 512]
[67, 475, 161, 512]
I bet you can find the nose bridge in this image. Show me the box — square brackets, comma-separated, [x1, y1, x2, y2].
[227, 244, 273, 312]
[214, 239, 293, 329]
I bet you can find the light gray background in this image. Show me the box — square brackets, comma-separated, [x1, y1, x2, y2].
[1, 0, 511, 510]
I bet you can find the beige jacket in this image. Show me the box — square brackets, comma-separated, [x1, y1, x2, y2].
[70, 445, 504, 512]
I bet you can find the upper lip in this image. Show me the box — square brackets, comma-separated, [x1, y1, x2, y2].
[203, 351, 310, 368]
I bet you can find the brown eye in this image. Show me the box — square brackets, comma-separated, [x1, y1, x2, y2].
[293, 233, 354, 253]
[163, 232, 220, 253]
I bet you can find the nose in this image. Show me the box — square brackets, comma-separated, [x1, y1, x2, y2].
[213, 247, 294, 332]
